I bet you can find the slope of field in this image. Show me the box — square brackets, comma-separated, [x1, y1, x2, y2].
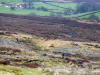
[63, 10, 100, 20]
[0, 0, 21, 3]
[0, 0, 100, 19]
[0, 13, 100, 42]
[0, 14, 100, 75]
[45, 2, 77, 9]
[0, 6, 51, 15]
[1, 31, 100, 75]
[0, 0, 77, 16]
[0, 65, 46, 75]
[75, 11, 100, 19]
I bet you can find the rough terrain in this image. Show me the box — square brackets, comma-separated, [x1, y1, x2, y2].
[0, 13, 100, 75]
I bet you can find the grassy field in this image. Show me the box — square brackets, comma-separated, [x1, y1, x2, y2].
[0, 5, 50, 16]
[64, 10, 100, 19]
[0, 0, 100, 19]
[0, 65, 46, 75]
[76, 11, 100, 19]
[0, 0, 21, 3]
[49, 2, 77, 9]
[95, 12, 100, 19]
[0, 0, 77, 16]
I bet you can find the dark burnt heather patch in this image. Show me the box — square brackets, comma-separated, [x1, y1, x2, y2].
[84, 43, 100, 48]
[0, 59, 11, 65]
[0, 31, 12, 36]
[23, 62, 41, 68]
[0, 13, 100, 43]
[0, 47, 23, 55]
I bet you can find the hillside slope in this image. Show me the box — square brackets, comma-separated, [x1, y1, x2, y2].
[0, 14, 100, 75]
[0, 13, 100, 42]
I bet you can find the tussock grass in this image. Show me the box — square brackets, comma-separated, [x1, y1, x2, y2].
[1, 31, 100, 51]
[4, 32, 71, 50]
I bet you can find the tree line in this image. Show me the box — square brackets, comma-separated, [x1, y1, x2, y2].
[76, 2, 100, 13]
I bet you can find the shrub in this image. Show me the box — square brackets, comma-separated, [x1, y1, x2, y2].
[10, 6, 16, 10]
[37, 7, 48, 11]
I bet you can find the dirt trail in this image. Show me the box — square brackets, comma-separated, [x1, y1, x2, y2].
[0, 38, 30, 50]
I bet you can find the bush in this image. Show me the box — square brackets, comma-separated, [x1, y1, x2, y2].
[56, 12, 62, 16]
[1, 2, 6, 4]
[64, 9, 74, 15]
[10, 6, 16, 10]
[37, 7, 48, 11]
[88, 14, 99, 21]
[50, 12, 56, 16]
